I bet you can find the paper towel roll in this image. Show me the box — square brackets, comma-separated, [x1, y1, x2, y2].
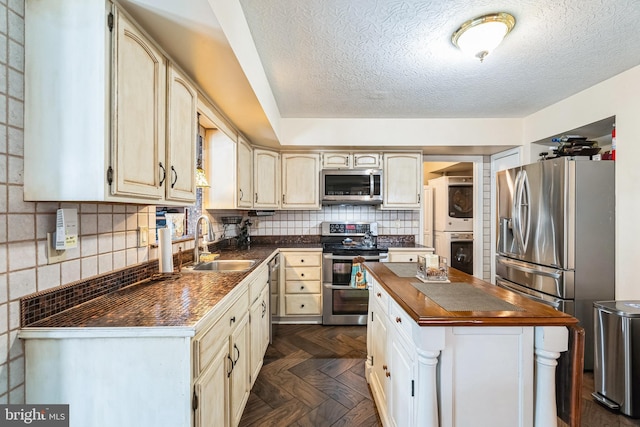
[158, 228, 174, 273]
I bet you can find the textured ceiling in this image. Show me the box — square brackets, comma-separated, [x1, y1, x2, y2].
[239, 0, 640, 118]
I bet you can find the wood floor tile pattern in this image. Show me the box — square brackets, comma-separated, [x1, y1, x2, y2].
[239, 324, 381, 427]
[242, 325, 640, 427]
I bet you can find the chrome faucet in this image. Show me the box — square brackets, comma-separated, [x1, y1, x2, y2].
[194, 215, 215, 264]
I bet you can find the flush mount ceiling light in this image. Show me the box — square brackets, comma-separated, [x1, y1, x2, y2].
[452, 12, 515, 62]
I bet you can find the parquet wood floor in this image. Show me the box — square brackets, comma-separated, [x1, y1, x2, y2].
[241, 324, 640, 427]
[239, 324, 381, 427]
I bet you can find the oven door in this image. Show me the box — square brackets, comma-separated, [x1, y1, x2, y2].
[322, 253, 387, 325]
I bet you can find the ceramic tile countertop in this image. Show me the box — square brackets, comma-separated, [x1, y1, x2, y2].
[25, 246, 284, 329]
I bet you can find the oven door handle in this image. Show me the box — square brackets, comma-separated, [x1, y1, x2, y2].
[323, 283, 369, 290]
[323, 254, 388, 261]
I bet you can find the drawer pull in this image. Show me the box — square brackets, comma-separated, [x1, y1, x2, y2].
[230, 316, 236, 325]
[409, 258, 414, 262]
[382, 364, 388, 370]
[300, 259, 305, 263]
[376, 292, 381, 297]
[301, 304, 305, 308]
[301, 285, 305, 290]
[301, 273, 305, 277]
[386, 371, 391, 378]
[395, 317, 402, 323]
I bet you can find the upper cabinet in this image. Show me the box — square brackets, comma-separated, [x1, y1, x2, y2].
[281, 153, 321, 210]
[382, 152, 422, 209]
[321, 152, 381, 169]
[24, 2, 196, 206]
[237, 138, 253, 208]
[165, 65, 197, 203]
[203, 127, 237, 210]
[253, 149, 280, 209]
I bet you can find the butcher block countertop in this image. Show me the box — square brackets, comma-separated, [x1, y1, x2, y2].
[364, 262, 579, 327]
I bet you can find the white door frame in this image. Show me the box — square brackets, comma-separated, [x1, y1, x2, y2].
[489, 147, 522, 283]
[423, 155, 483, 279]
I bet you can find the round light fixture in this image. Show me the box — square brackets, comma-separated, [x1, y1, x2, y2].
[452, 12, 515, 62]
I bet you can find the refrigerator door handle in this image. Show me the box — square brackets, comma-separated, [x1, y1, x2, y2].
[520, 171, 531, 251]
[496, 256, 561, 279]
[511, 171, 523, 253]
[496, 278, 562, 309]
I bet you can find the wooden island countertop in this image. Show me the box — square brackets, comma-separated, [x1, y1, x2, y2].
[363, 262, 584, 427]
[364, 261, 579, 327]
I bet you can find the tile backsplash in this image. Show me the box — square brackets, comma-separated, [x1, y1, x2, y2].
[205, 205, 421, 241]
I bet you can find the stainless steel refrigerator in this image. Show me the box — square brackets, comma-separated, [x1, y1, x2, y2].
[495, 157, 615, 370]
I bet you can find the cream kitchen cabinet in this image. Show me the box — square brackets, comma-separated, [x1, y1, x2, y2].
[203, 127, 238, 210]
[382, 152, 423, 209]
[253, 149, 280, 209]
[237, 137, 254, 208]
[249, 265, 270, 387]
[165, 64, 198, 203]
[321, 152, 382, 169]
[281, 250, 323, 320]
[24, 1, 197, 205]
[281, 153, 321, 209]
[386, 247, 434, 263]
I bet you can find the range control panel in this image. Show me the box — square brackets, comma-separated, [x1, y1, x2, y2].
[321, 222, 378, 236]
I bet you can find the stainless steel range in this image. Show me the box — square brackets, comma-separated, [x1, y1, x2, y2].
[321, 221, 388, 325]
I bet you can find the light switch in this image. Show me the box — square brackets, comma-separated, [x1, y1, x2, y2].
[138, 227, 149, 247]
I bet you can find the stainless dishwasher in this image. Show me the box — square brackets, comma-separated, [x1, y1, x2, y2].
[267, 254, 280, 343]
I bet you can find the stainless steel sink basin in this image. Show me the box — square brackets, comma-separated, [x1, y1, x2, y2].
[184, 260, 256, 273]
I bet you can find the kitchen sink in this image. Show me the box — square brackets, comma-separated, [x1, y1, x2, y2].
[184, 260, 256, 273]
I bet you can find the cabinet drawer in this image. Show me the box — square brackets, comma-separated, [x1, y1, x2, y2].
[283, 253, 321, 267]
[389, 298, 413, 341]
[285, 295, 322, 315]
[371, 281, 389, 314]
[388, 253, 421, 263]
[249, 267, 268, 304]
[194, 290, 248, 375]
[285, 281, 321, 294]
[285, 266, 321, 281]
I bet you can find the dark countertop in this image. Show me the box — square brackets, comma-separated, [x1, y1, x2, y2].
[364, 262, 578, 327]
[26, 246, 282, 329]
[22, 243, 432, 330]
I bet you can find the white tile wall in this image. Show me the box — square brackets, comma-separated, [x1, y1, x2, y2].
[205, 205, 421, 241]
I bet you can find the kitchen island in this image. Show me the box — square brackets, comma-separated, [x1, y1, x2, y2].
[363, 262, 583, 427]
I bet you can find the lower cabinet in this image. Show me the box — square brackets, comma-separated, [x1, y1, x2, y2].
[279, 250, 323, 321]
[249, 266, 270, 387]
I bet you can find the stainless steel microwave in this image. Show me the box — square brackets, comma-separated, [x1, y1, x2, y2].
[321, 169, 383, 205]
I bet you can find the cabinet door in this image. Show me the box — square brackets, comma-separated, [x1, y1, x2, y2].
[254, 149, 280, 208]
[371, 307, 389, 404]
[113, 12, 166, 200]
[382, 153, 422, 209]
[249, 288, 269, 387]
[229, 315, 250, 427]
[166, 64, 197, 203]
[389, 335, 414, 427]
[204, 128, 237, 209]
[353, 153, 381, 168]
[281, 153, 320, 209]
[194, 341, 229, 427]
[237, 138, 253, 208]
[322, 152, 351, 169]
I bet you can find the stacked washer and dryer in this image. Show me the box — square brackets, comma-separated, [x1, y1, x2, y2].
[430, 176, 474, 275]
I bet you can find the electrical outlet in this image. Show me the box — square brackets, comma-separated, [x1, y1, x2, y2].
[46, 232, 67, 264]
[138, 226, 149, 247]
